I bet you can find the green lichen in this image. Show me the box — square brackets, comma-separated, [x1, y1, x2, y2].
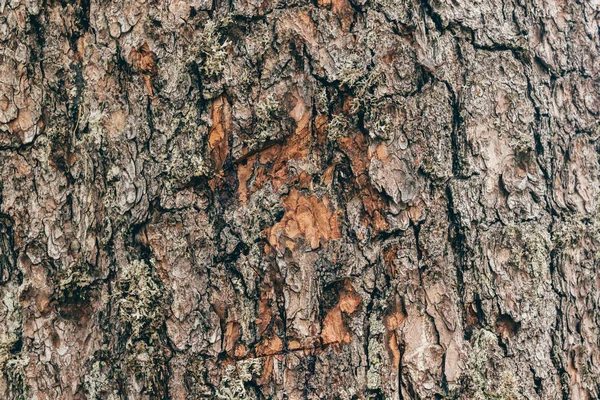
[327, 114, 352, 141]
[250, 94, 282, 147]
[366, 342, 384, 390]
[170, 151, 209, 181]
[114, 259, 166, 343]
[498, 226, 549, 279]
[216, 358, 262, 400]
[365, 110, 394, 140]
[185, 357, 215, 398]
[369, 313, 386, 336]
[553, 213, 600, 259]
[338, 386, 358, 400]
[237, 68, 253, 92]
[339, 56, 365, 88]
[54, 262, 94, 306]
[198, 20, 231, 78]
[2, 355, 28, 400]
[509, 136, 535, 155]
[366, 313, 386, 390]
[114, 260, 170, 397]
[521, 231, 550, 279]
[83, 360, 120, 400]
[347, 66, 384, 114]
[372, 0, 411, 22]
[316, 87, 330, 115]
[125, 336, 170, 398]
[166, 124, 211, 183]
[255, 94, 280, 130]
[462, 329, 522, 400]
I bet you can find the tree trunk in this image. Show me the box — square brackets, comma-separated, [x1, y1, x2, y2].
[1, 0, 599, 398]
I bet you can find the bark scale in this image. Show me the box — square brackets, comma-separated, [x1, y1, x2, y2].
[1, 0, 599, 399]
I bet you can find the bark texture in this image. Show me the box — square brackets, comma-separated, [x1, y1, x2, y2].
[1, 0, 600, 398]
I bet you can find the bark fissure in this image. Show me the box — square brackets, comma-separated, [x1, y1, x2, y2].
[1, 0, 599, 398]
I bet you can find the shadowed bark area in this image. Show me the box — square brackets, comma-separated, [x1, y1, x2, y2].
[1, 0, 599, 398]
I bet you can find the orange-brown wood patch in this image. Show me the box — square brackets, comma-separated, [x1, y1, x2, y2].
[321, 281, 361, 345]
[384, 305, 406, 369]
[267, 189, 341, 251]
[209, 96, 231, 171]
[130, 42, 157, 96]
[236, 91, 312, 204]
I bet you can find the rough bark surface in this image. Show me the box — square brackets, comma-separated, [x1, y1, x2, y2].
[1, 0, 599, 398]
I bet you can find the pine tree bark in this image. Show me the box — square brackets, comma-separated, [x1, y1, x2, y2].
[1, 0, 599, 398]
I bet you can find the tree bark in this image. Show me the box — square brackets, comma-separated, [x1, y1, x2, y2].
[1, 0, 599, 398]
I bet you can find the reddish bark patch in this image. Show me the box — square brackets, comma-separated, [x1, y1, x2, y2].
[223, 321, 241, 355]
[236, 156, 255, 206]
[257, 276, 277, 335]
[338, 133, 370, 178]
[384, 305, 406, 369]
[495, 314, 520, 340]
[130, 42, 157, 96]
[131, 43, 157, 75]
[236, 91, 312, 204]
[209, 96, 231, 171]
[321, 281, 361, 345]
[382, 245, 398, 278]
[267, 189, 341, 251]
[256, 355, 275, 386]
[256, 335, 283, 357]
